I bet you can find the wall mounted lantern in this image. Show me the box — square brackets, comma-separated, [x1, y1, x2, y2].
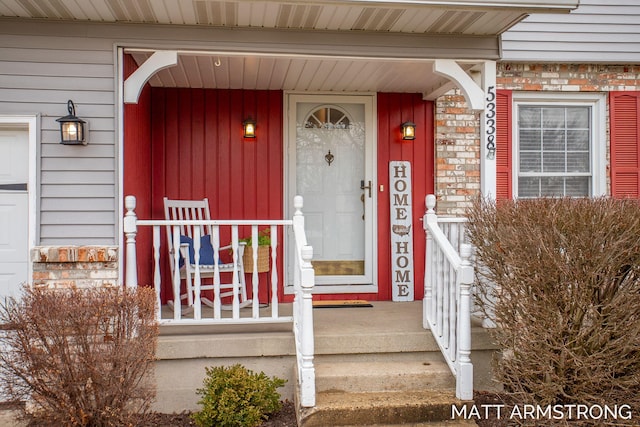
[57, 100, 87, 145]
[401, 121, 416, 140]
[243, 117, 256, 138]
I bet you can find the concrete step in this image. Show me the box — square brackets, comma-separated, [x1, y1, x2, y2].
[315, 360, 454, 394]
[299, 390, 468, 426]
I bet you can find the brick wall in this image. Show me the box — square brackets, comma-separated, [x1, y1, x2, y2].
[31, 246, 119, 288]
[434, 63, 640, 214]
[434, 90, 480, 215]
[497, 63, 640, 92]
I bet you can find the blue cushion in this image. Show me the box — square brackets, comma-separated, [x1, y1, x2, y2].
[178, 235, 220, 267]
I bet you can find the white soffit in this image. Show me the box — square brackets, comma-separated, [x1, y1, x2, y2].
[0, 0, 578, 36]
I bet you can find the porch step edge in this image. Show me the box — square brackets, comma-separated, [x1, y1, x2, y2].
[315, 360, 454, 393]
[157, 331, 294, 359]
[299, 390, 467, 427]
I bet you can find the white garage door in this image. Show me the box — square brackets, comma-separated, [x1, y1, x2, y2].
[0, 128, 29, 302]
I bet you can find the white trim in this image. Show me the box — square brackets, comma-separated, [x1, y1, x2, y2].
[479, 61, 497, 198]
[284, 92, 378, 293]
[511, 92, 607, 198]
[433, 60, 485, 111]
[0, 115, 39, 284]
[116, 46, 125, 286]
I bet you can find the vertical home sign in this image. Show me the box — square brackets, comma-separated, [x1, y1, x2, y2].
[389, 161, 414, 302]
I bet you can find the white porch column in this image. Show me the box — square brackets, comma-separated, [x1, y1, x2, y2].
[433, 59, 497, 199]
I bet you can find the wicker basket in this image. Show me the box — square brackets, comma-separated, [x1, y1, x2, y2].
[243, 245, 270, 273]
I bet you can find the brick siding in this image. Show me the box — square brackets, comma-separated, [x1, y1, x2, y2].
[434, 63, 640, 214]
[31, 246, 119, 288]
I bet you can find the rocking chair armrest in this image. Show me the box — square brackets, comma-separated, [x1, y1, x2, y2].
[219, 241, 246, 256]
[167, 243, 190, 256]
[178, 243, 190, 255]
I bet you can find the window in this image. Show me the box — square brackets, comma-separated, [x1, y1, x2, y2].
[513, 93, 606, 198]
[304, 105, 351, 129]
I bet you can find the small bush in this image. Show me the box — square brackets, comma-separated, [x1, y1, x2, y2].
[0, 285, 158, 426]
[192, 364, 286, 427]
[467, 197, 640, 423]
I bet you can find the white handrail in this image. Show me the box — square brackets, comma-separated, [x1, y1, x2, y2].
[123, 195, 315, 406]
[423, 194, 474, 401]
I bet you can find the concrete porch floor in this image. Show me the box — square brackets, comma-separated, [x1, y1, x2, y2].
[159, 300, 495, 356]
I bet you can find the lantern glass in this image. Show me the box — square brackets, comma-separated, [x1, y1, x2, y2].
[243, 118, 256, 138]
[401, 121, 416, 140]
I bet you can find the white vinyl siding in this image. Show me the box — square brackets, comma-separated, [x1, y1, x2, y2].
[502, 0, 640, 62]
[0, 29, 117, 245]
[513, 93, 607, 199]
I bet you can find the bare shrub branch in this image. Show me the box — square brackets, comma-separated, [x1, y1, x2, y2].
[467, 197, 640, 425]
[0, 286, 158, 426]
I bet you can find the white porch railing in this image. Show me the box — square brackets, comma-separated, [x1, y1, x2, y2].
[422, 194, 474, 401]
[123, 195, 316, 407]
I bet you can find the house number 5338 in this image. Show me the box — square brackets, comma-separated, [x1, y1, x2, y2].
[485, 86, 496, 159]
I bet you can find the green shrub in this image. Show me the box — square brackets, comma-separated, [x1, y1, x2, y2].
[466, 197, 640, 422]
[0, 285, 158, 426]
[192, 364, 286, 427]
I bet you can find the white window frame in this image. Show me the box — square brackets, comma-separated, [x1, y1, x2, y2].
[512, 92, 606, 198]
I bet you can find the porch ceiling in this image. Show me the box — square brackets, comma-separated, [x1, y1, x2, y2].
[128, 51, 476, 94]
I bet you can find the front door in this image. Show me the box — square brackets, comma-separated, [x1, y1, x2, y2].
[0, 127, 30, 302]
[287, 94, 376, 294]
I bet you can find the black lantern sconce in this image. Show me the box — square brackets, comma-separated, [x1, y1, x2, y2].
[243, 117, 256, 138]
[401, 121, 416, 140]
[57, 100, 87, 145]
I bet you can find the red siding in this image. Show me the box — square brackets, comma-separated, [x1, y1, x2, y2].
[610, 92, 640, 198]
[149, 88, 284, 301]
[123, 54, 153, 287]
[377, 93, 434, 301]
[124, 89, 434, 301]
[496, 90, 512, 200]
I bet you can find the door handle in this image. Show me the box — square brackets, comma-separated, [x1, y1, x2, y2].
[360, 180, 372, 198]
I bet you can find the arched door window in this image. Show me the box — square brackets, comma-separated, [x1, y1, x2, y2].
[304, 105, 351, 129]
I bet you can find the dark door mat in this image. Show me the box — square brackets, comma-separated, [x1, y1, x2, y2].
[312, 300, 373, 308]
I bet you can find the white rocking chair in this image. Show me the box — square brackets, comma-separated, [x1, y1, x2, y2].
[163, 197, 251, 312]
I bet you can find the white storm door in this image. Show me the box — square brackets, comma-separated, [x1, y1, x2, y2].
[288, 94, 376, 292]
[0, 128, 29, 302]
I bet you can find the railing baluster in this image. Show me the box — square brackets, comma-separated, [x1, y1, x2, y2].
[270, 225, 279, 318]
[436, 247, 443, 338]
[251, 225, 260, 319]
[212, 226, 222, 319]
[172, 225, 182, 320]
[231, 225, 240, 318]
[449, 262, 456, 361]
[193, 226, 202, 320]
[152, 225, 161, 321]
[442, 249, 450, 348]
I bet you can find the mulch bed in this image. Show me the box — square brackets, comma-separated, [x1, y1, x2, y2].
[144, 400, 297, 426]
[1, 395, 507, 426]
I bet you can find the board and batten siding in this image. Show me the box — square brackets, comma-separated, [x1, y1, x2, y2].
[502, 0, 640, 62]
[0, 22, 117, 245]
